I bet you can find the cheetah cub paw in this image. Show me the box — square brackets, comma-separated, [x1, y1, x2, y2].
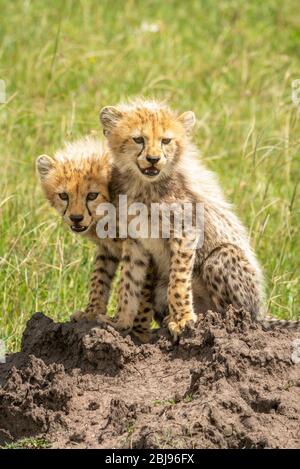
[113, 317, 135, 335]
[165, 312, 197, 342]
[71, 308, 114, 324]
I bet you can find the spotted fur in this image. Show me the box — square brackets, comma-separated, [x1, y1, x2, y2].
[100, 100, 266, 340]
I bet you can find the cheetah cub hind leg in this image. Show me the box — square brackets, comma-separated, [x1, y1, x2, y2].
[202, 244, 261, 317]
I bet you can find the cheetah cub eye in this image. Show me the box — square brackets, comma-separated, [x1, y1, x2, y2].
[87, 192, 99, 201]
[133, 137, 144, 145]
[161, 138, 172, 145]
[59, 192, 68, 200]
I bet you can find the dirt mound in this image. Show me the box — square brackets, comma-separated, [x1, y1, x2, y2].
[0, 308, 299, 448]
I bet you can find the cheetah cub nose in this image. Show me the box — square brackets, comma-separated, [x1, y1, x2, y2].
[70, 214, 84, 223]
[146, 155, 160, 165]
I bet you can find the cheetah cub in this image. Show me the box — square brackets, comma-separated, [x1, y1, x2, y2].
[100, 100, 265, 341]
[101, 99, 300, 340]
[36, 136, 154, 340]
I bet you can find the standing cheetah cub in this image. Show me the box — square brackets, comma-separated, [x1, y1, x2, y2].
[100, 100, 265, 340]
[36, 136, 154, 341]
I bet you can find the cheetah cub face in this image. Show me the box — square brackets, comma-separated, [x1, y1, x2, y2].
[100, 101, 196, 181]
[36, 138, 111, 234]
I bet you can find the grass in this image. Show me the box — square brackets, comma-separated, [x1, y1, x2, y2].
[1, 437, 51, 449]
[0, 0, 299, 352]
[153, 398, 177, 406]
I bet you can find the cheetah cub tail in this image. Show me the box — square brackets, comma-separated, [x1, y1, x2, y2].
[259, 316, 300, 331]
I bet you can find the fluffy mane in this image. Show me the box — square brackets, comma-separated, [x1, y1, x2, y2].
[54, 135, 108, 166]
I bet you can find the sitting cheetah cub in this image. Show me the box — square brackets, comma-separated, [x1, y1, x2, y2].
[100, 99, 299, 341]
[36, 136, 154, 341]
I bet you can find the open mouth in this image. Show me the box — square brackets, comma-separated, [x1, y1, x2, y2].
[139, 166, 160, 177]
[71, 225, 88, 233]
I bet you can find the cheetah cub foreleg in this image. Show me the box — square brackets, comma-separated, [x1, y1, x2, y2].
[115, 240, 152, 332]
[72, 245, 119, 321]
[165, 237, 197, 341]
[131, 264, 155, 342]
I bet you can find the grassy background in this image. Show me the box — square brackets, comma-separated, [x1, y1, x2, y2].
[0, 0, 299, 352]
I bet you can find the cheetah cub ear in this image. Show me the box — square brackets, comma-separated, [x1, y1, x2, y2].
[36, 154, 55, 181]
[99, 106, 123, 135]
[177, 111, 196, 133]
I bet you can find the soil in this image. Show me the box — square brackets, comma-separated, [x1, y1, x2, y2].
[0, 307, 299, 449]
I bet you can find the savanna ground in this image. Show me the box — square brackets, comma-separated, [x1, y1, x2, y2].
[0, 0, 299, 353]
